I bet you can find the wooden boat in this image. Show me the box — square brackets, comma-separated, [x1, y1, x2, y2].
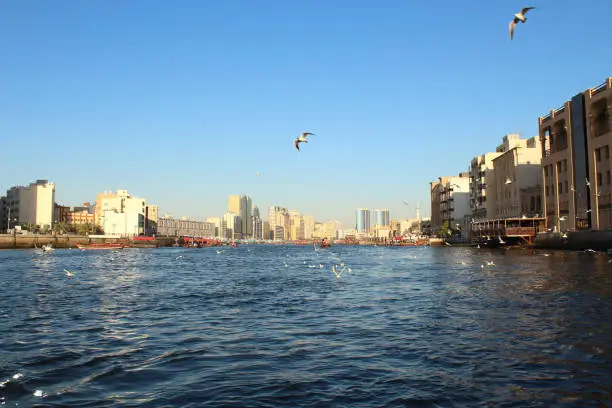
[75, 243, 124, 250]
[319, 241, 331, 248]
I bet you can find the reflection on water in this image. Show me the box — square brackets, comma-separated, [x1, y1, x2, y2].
[0, 246, 611, 407]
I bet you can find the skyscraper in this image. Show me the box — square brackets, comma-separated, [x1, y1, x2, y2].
[228, 195, 253, 238]
[355, 208, 371, 233]
[252, 205, 263, 240]
[374, 209, 390, 226]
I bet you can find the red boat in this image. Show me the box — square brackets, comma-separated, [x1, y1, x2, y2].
[319, 240, 331, 248]
[75, 243, 124, 250]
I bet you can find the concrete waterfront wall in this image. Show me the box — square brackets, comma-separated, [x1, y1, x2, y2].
[0, 234, 91, 249]
[0, 235, 178, 249]
[534, 230, 612, 251]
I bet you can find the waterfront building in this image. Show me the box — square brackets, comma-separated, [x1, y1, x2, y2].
[228, 195, 253, 238]
[355, 208, 371, 233]
[157, 217, 215, 238]
[205, 217, 222, 237]
[288, 210, 304, 241]
[492, 135, 542, 219]
[5, 180, 55, 229]
[303, 215, 314, 239]
[268, 206, 289, 240]
[0, 196, 7, 232]
[469, 152, 502, 220]
[374, 209, 390, 226]
[66, 209, 95, 225]
[432, 173, 470, 240]
[252, 206, 263, 240]
[263, 221, 271, 240]
[145, 205, 158, 235]
[540, 77, 612, 231]
[95, 190, 148, 236]
[223, 212, 242, 239]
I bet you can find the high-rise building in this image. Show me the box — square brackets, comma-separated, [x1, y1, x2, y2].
[5, 180, 56, 229]
[374, 209, 390, 226]
[355, 208, 371, 233]
[223, 212, 241, 239]
[252, 205, 263, 240]
[288, 210, 304, 240]
[303, 215, 315, 239]
[228, 195, 253, 238]
[0, 196, 7, 232]
[268, 206, 289, 240]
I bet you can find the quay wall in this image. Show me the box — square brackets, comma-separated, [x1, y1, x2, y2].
[0, 235, 178, 249]
[534, 230, 612, 252]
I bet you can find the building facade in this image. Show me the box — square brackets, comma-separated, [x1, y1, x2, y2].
[288, 210, 304, 240]
[5, 180, 56, 229]
[470, 152, 502, 220]
[268, 206, 289, 240]
[252, 206, 263, 240]
[374, 209, 390, 226]
[540, 77, 612, 231]
[0, 196, 7, 232]
[157, 217, 215, 238]
[303, 215, 314, 239]
[228, 195, 253, 238]
[435, 173, 470, 240]
[355, 208, 371, 233]
[492, 135, 542, 218]
[95, 190, 148, 236]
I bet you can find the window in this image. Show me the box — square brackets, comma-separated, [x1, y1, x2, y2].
[607, 170, 611, 185]
[546, 186, 549, 196]
[545, 166, 549, 177]
[563, 159, 568, 172]
[597, 172, 603, 186]
[606, 145, 610, 159]
[596, 148, 601, 162]
[565, 180, 568, 193]
[558, 182, 563, 194]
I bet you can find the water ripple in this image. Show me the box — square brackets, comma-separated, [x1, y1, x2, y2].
[1, 246, 611, 406]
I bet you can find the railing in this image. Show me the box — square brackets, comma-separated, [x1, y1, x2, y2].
[590, 79, 611, 96]
[505, 227, 536, 236]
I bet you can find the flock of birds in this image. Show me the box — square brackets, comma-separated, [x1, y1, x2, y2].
[290, 7, 538, 153]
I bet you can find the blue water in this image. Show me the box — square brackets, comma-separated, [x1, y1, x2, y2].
[1, 245, 611, 407]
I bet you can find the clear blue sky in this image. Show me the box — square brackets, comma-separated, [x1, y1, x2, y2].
[1, 0, 611, 228]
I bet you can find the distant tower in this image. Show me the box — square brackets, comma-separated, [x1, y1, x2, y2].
[416, 203, 421, 234]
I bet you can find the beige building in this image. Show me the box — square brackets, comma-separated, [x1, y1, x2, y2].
[5, 180, 56, 229]
[66, 210, 95, 225]
[492, 135, 542, 218]
[540, 77, 612, 231]
[288, 210, 304, 241]
[313, 220, 343, 240]
[157, 217, 215, 238]
[469, 152, 502, 220]
[268, 206, 289, 240]
[228, 195, 253, 238]
[303, 215, 314, 239]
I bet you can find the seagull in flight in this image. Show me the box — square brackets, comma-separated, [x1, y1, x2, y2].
[509, 7, 535, 40]
[294, 132, 314, 151]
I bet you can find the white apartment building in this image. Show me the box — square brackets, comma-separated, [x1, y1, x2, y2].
[438, 172, 471, 241]
[268, 206, 289, 240]
[5, 180, 56, 229]
[97, 189, 147, 236]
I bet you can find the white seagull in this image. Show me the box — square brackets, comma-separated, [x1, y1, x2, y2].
[509, 7, 536, 40]
[294, 132, 314, 152]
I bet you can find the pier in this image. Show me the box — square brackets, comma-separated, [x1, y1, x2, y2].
[470, 217, 546, 247]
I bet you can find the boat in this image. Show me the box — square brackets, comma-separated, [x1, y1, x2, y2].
[319, 240, 331, 248]
[75, 243, 124, 250]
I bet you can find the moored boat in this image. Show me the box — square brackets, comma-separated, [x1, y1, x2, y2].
[75, 243, 124, 250]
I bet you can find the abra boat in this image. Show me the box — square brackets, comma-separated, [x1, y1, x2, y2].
[75, 243, 124, 250]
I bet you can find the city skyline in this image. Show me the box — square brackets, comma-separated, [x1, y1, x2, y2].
[1, 1, 611, 228]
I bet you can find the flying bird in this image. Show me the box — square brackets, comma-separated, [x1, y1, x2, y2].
[509, 7, 535, 40]
[294, 132, 314, 151]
